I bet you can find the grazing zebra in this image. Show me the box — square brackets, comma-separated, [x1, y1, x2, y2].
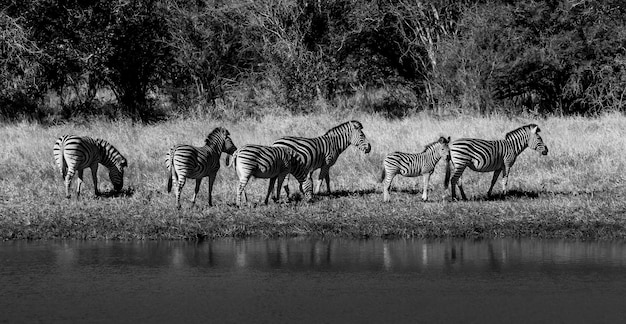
[232, 144, 313, 206]
[53, 135, 127, 199]
[444, 124, 549, 200]
[166, 127, 236, 209]
[272, 120, 371, 196]
[379, 136, 451, 202]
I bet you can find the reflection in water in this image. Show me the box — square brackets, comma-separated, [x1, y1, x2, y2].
[4, 238, 626, 273]
[2, 238, 626, 323]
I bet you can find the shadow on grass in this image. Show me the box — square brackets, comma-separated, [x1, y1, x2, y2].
[325, 188, 379, 198]
[98, 187, 135, 198]
[481, 189, 540, 201]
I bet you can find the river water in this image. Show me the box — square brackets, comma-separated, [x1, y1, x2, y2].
[1, 238, 626, 323]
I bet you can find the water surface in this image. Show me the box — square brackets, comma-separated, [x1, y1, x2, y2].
[2, 238, 626, 323]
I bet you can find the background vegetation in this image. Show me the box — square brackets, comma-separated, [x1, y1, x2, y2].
[1, 113, 625, 240]
[2, 0, 626, 122]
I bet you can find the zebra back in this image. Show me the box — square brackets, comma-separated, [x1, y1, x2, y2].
[272, 120, 371, 172]
[234, 145, 308, 181]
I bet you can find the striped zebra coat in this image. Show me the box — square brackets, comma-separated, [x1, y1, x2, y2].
[232, 144, 313, 205]
[166, 127, 236, 208]
[272, 120, 371, 196]
[53, 135, 127, 199]
[444, 124, 549, 200]
[379, 136, 450, 202]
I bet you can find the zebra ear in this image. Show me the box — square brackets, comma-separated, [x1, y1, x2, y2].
[531, 125, 539, 133]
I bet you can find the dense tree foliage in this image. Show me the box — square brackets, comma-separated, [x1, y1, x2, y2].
[1, 0, 625, 121]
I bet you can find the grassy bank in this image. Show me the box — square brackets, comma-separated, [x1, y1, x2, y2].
[1, 113, 625, 240]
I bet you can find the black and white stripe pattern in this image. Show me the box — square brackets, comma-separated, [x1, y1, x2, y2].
[232, 144, 313, 205]
[444, 124, 549, 200]
[53, 135, 127, 199]
[379, 136, 450, 202]
[166, 127, 237, 208]
[272, 120, 371, 195]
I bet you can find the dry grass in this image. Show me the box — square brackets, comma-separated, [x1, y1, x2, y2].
[1, 112, 625, 240]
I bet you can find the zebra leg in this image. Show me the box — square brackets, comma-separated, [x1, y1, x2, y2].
[237, 176, 250, 206]
[275, 174, 288, 203]
[382, 171, 396, 202]
[457, 177, 468, 200]
[301, 177, 314, 202]
[175, 178, 186, 209]
[90, 164, 100, 196]
[207, 174, 216, 207]
[501, 167, 510, 196]
[449, 166, 467, 201]
[265, 177, 277, 205]
[191, 178, 203, 208]
[76, 169, 84, 199]
[324, 173, 331, 194]
[487, 169, 502, 197]
[64, 169, 75, 199]
[422, 173, 431, 201]
[316, 167, 331, 194]
[281, 174, 291, 200]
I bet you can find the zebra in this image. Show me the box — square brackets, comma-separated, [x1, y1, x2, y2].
[232, 144, 313, 206]
[272, 120, 371, 196]
[444, 124, 548, 200]
[379, 136, 451, 202]
[53, 135, 127, 199]
[166, 127, 236, 209]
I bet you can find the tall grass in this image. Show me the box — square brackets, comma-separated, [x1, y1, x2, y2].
[1, 112, 625, 240]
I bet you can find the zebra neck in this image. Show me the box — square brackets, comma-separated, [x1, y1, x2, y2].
[505, 137, 528, 155]
[97, 144, 118, 169]
[321, 133, 351, 152]
[423, 151, 441, 170]
[202, 141, 222, 157]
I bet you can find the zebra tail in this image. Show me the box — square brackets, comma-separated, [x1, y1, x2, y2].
[377, 167, 386, 183]
[166, 148, 176, 193]
[54, 139, 68, 179]
[443, 157, 451, 189]
[227, 151, 237, 168]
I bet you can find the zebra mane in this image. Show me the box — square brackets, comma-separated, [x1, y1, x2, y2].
[505, 124, 539, 140]
[205, 127, 229, 145]
[324, 120, 363, 136]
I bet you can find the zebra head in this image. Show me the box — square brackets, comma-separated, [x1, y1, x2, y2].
[349, 120, 371, 154]
[433, 136, 451, 159]
[110, 155, 127, 192]
[207, 127, 238, 155]
[528, 125, 548, 155]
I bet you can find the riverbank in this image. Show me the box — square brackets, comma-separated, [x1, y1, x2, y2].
[1, 113, 625, 240]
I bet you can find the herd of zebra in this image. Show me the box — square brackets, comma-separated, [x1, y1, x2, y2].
[52, 120, 549, 208]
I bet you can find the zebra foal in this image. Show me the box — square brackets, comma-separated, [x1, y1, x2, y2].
[232, 145, 313, 206]
[444, 124, 549, 200]
[272, 120, 371, 196]
[53, 135, 127, 199]
[166, 127, 236, 209]
[379, 136, 450, 202]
